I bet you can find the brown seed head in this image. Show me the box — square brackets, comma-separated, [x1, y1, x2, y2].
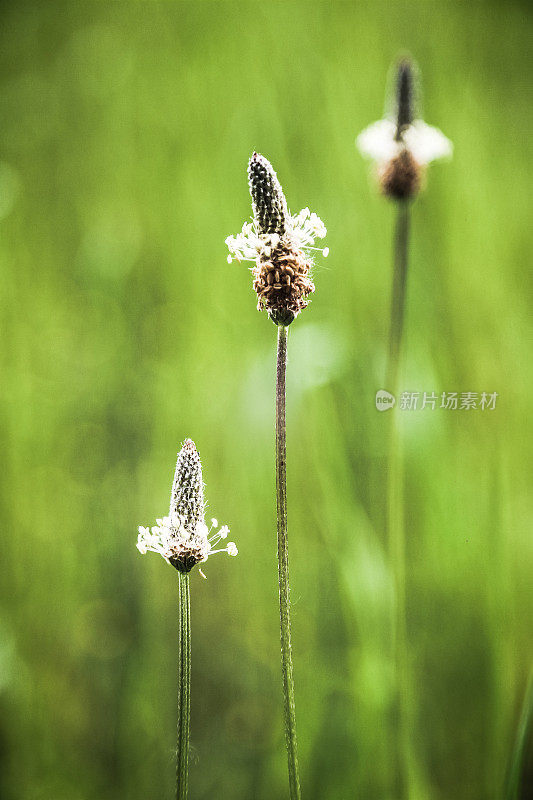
[252, 238, 315, 326]
[379, 149, 422, 201]
[169, 544, 207, 574]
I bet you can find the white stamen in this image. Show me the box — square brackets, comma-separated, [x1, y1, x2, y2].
[226, 208, 327, 265]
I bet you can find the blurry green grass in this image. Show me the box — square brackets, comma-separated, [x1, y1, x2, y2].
[0, 2, 532, 799]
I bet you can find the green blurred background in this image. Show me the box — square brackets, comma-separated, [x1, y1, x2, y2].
[1, 1, 532, 798]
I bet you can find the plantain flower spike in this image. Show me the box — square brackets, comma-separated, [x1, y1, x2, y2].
[226, 152, 328, 326]
[137, 439, 237, 573]
[357, 58, 452, 200]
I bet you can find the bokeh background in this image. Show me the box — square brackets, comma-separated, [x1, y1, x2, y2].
[1, 1, 532, 798]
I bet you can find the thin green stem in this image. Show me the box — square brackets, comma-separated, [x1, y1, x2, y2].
[176, 571, 191, 800]
[385, 201, 410, 394]
[386, 407, 410, 798]
[275, 324, 301, 800]
[385, 201, 411, 798]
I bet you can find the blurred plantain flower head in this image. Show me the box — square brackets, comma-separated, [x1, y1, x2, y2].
[357, 58, 452, 199]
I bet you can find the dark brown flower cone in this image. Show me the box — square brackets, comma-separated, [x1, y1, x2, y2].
[253, 239, 315, 326]
[379, 149, 422, 200]
[169, 546, 207, 574]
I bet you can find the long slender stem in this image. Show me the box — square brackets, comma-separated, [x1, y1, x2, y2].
[387, 401, 410, 797]
[385, 201, 410, 393]
[275, 323, 301, 800]
[176, 571, 191, 800]
[385, 201, 411, 798]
